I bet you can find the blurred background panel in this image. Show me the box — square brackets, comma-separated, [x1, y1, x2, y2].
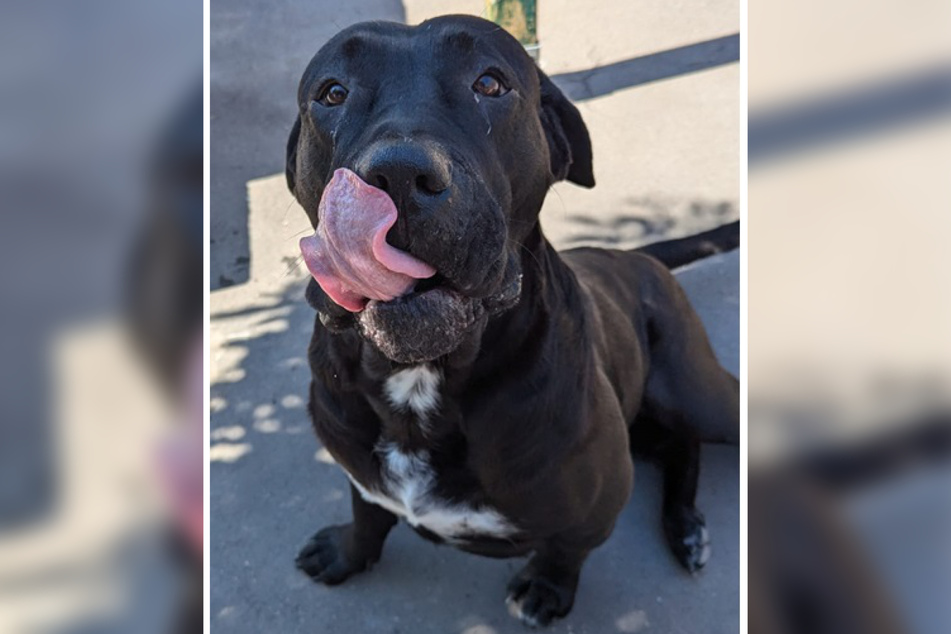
[0, 0, 203, 632]
[749, 0, 951, 632]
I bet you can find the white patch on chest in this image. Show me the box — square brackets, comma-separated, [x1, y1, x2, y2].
[343, 444, 515, 542]
[384, 365, 441, 419]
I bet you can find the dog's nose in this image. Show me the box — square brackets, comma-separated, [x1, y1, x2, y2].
[357, 142, 451, 201]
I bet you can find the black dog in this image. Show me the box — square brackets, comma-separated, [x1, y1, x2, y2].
[285, 15, 739, 627]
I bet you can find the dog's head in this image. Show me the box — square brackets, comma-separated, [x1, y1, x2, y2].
[287, 15, 593, 364]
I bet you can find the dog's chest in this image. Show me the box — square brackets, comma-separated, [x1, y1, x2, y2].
[343, 365, 516, 543]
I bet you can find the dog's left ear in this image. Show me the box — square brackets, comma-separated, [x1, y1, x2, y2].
[537, 68, 595, 188]
[285, 115, 301, 194]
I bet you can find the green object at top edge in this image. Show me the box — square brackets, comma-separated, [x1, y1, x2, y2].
[485, 0, 538, 46]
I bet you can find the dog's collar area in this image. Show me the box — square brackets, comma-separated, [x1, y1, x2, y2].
[308, 265, 523, 363]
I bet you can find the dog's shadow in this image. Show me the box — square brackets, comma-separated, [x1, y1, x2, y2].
[210, 269, 738, 634]
[543, 194, 739, 253]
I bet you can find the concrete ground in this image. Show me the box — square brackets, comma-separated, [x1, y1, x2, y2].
[210, 0, 738, 632]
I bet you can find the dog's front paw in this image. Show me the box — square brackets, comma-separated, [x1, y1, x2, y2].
[505, 569, 575, 628]
[295, 524, 371, 585]
[664, 507, 711, 573]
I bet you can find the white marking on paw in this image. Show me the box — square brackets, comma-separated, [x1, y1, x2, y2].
[506, 595, 539, 628]
[384, 365, 441, 419]
[342, 444, 515, 541]
[683, 525, 711, 567]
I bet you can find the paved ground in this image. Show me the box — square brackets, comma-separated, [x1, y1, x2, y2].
[210, 0, 738, 632]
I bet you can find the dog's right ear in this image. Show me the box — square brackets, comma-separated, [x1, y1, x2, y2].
[285, 115, 301, 194]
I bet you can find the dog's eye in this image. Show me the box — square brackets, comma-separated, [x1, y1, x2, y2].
[473, 73, 508, 97]
[317, 83, 348, 107]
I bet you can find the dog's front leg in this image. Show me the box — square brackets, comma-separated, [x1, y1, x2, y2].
[505, 538, 592, 627]
[296, 483, 397, 585]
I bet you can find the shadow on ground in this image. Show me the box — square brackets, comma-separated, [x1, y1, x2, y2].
[545, 194, 738, 251]
[552, 34, 739, 102]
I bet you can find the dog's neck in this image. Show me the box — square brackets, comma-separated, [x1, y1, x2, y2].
[453, 223, 583, 374]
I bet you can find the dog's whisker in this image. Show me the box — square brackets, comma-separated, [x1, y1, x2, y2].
[281, 254, 306, 279]
[549, 184, 570, 218]
[509, 238, 544, 272]
[281, 197, 296, 222]
[285, 226, 315, 242]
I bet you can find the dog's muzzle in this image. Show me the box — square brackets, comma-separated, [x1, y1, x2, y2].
[300, 167, 522, 363]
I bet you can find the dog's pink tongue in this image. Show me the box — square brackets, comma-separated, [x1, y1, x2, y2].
[299, 168, 435, 312]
